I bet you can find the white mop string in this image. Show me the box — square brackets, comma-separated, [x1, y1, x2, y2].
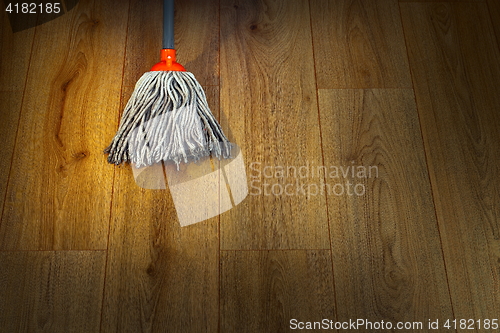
[105, 71, 232, 167]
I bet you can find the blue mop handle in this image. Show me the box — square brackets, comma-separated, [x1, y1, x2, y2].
[163, 0, 175, 49]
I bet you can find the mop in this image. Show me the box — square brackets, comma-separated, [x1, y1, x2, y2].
[105, 0, 232, 168]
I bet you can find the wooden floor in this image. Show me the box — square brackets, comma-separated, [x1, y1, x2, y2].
[1, 0, 499, 332]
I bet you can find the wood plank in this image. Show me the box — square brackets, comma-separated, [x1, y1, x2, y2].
[219, 0, 330, 250]
[123, 0, 219, 87]
[318, 89, 454, 326]
[310, 0, 412, 89]
[0, 0, 129, 250]
[487, 0, 500, 50]
[220, 250, 336, 332]
[121, 0, 161, 87]
[100, 86, 220, 333]
[0, 93, 22, 213]
[0, 1, 35, 227]
[0, 251, 106, 332]
[400, 2, 500, 321]
[0, 5, 34, 90]
[399, 0, 483, 2]
[100, 165, 220, 333]
[176, 0, 219, 85]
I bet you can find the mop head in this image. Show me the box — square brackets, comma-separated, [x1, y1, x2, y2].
[105, 71, 232, 168]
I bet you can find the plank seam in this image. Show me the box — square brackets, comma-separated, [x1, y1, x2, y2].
[397, 1, 457, 323]
[0, 11, 38, 241]
[307, 0, 339, 321]
[98, 0, 131, 330]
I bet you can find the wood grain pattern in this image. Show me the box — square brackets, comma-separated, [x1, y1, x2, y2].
[1, 0, 499, 331]
[0, 251, 106, 332]
[0, 9, 35, 91]
[121, 0, 162, 87]
[401, 2, 500, 321]
[220, 250, 335, 333]
[219, 0, 330, 250]
[0, 8, 34, 242]
[0, 1, 35, 233]
[310, 0, 412, 89]
[318, 89, 454, 327]
[101, 146, 219, 332]
[0, 0, 129, 250]
[176, 0, 219, 85]
[0, 93, 22, 211]
[487, 0, 500, 50]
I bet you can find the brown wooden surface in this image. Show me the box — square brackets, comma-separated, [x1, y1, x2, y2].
[0, 0, 129, 250]
[310, 0, 412, 89]
[0, 8, 34, 91]
[0, 9, 34, 204]
[0, 93, 22, 211]
[176, 0, 220, 85]
[487, 0, 500, 50]
[319, 89, 454, 329]
[399, 0, 484, 2]
[121, 0, 162, 87]
[1, 0, 500, 331]
[401, 1, 500, 322]
[220, 250, 335, 333]
[101, 164, 220, 332]
[0, 251, 106, 332]
[219, 0, 330, 250]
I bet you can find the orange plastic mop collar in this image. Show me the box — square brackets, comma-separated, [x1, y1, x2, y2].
[150, 49, 186, 72]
